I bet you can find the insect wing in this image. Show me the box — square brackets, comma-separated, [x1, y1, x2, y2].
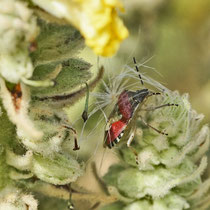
[118, 90, 133, 119]
[105, 119, 127, 148]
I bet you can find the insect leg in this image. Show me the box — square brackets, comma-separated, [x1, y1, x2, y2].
[141, 103, 178, 111]
[63, 125, 80, 150]
[135, 92, 161, 108]
[138, 115, 168, 136]
[126, 127, 139, 164]
[127, 130, 135, 147]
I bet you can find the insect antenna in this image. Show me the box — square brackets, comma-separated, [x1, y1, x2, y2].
[151, 92, 161, 96]
[133, 57, 144, 86]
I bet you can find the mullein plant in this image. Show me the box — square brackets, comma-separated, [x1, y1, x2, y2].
[0, 1, 209, 210]
[97, 65, 210, 210]
[0, 0, 128, 209]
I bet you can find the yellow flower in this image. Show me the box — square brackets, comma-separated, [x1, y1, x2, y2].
[32, 0, 129, 56]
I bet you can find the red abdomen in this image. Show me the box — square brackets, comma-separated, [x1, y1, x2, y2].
[105, 118, 127, 148]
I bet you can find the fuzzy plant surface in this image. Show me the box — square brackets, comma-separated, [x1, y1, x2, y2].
[0, 0, 104, 209]
[98, 66, 210, 210]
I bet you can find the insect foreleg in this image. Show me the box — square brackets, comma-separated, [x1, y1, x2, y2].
[126, 126, 139, 164]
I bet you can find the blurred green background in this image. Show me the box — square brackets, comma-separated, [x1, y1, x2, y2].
[118, 0, 210, 124]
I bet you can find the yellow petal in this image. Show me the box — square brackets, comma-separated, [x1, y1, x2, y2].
[32, 0, 129, 56]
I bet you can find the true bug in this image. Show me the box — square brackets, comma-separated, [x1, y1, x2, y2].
[104, 57, 178, 151]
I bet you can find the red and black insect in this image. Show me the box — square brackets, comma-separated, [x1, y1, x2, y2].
[104, 57, 178, 149]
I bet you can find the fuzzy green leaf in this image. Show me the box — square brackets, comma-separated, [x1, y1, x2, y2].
[30, 58, 91, 98]
[32, 153, 84, 185]
[31, 18, 84, 66]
